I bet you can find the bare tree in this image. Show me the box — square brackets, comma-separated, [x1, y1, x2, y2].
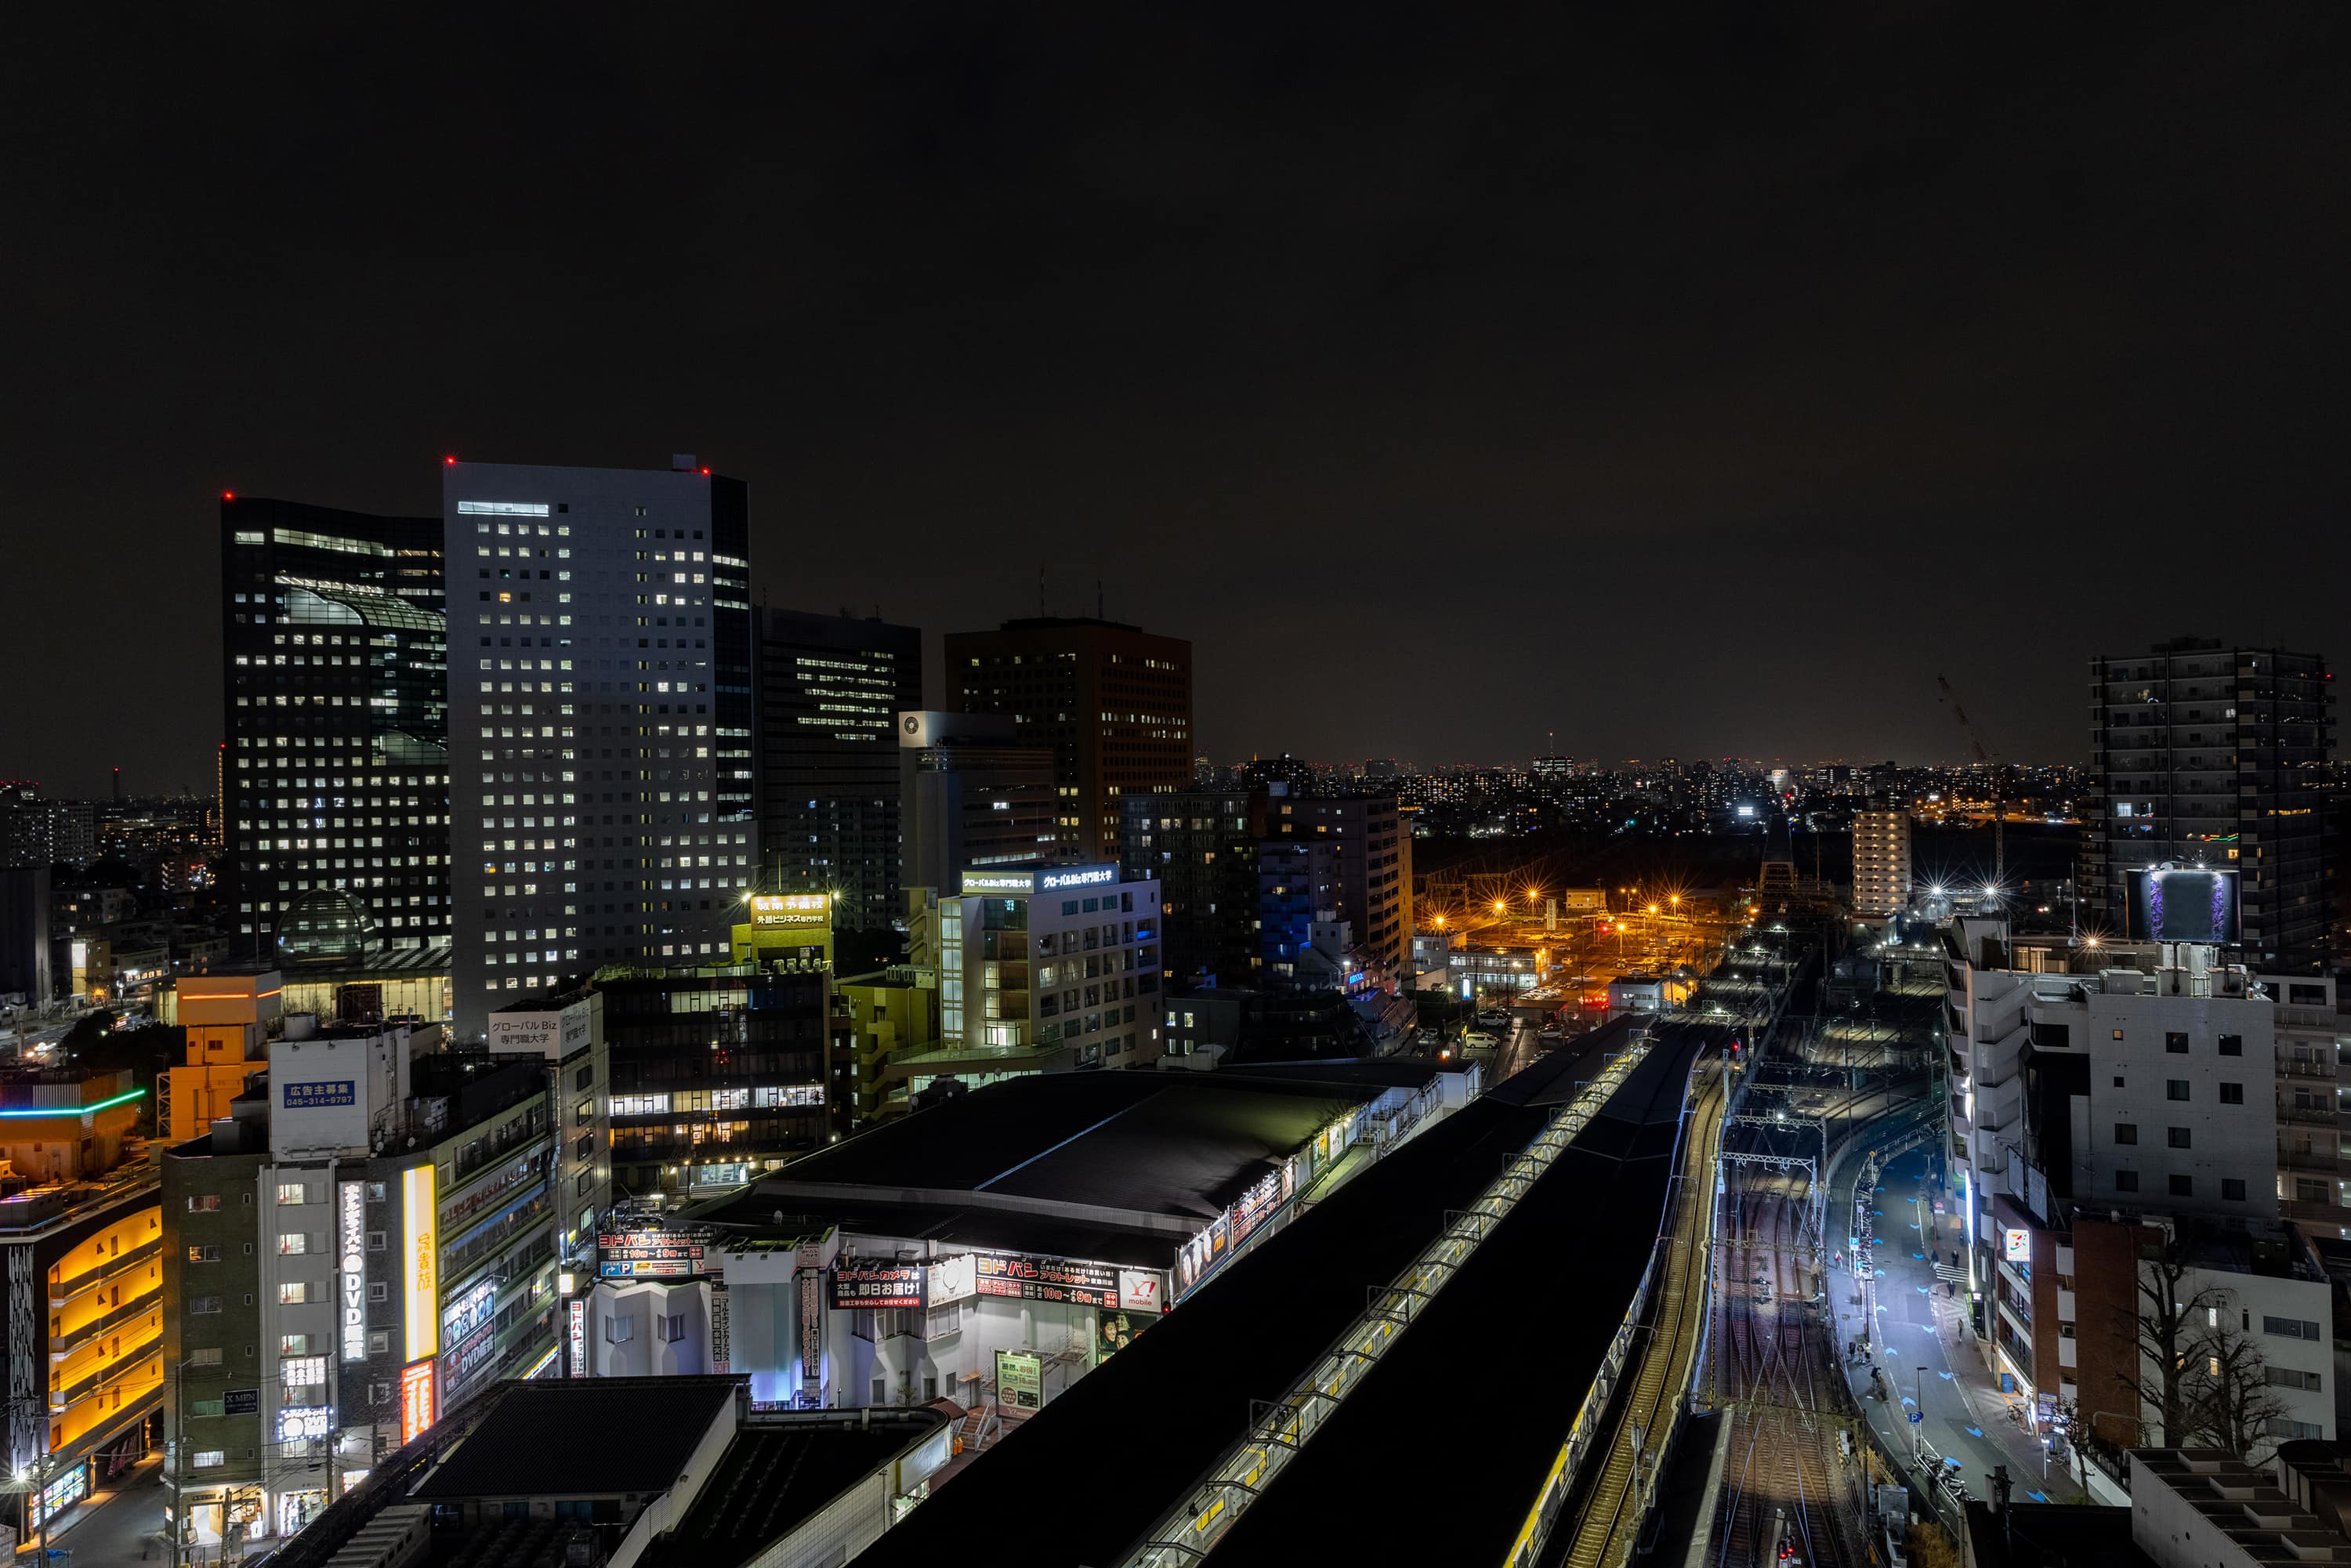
[2116, 1239, 2231, 1447]
[2183, 1320, 2295, 1463]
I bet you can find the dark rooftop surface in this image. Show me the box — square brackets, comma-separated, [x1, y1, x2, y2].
[415, 1378, 741, 1500]
[755, 1073, 1380, 1219]
[1961, 1502, 2149, 1568]
[1218, 1056, 1469, 1089]
[690, 1194, 1177, 1269]
[1211, 1026, 1711, 1566]
[638, 1411, 949, 1568]
[850, 1091, 1559, 1568]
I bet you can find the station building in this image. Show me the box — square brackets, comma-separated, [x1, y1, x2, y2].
[569, 1063, 1474, 1415]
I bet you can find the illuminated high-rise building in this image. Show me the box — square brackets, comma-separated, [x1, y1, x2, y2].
[219, 497, 447, 965]
[444, 457, 756, 1038]
[1850, 805, 1911, 918]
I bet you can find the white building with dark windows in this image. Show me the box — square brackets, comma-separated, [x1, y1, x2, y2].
[444, 458, 756, 1039]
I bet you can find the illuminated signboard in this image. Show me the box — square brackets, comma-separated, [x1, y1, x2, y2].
[750, 893, 831, 928]
[709, 1283, 730, 1375]
[567, 1298, 586, 1378]
[277, 1405, 332, 1442]
[339, 1182, 368, 1363]
[283, 1080, 356, 1108]
[1037, 864, 1117, 892]
[973, 1251, 1118, 1309]
[959, 864, 1120, 896]
[597, 1230, 705, 1280]
[2002, 1228, 2031, 1264]
[831, 1258, 924, 1309]
[1118, 1269, 1163, 1313]
[399, 1360, 435, 1443]
[402, 1166, 438, 1363]
[996, 1349, 1043, 1411]
[27, 1467, 84, 1529]
[799, 1271, 824, 1402]
[442, 1280, 497, 1342]
[2126, 867, 2241, 945]
[960, 871, 1037, 894]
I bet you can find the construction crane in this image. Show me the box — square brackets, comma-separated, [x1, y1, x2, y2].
[1936, 674, 2004, 890]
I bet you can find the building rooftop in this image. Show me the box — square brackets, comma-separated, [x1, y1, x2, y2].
[748, 1072, 1378, 1223]
[2134, 1447, 2351, 1566]
[692, 1194, 1178, 1269]
[638, 1409, 950, 1568]
[1962, 1501, 2148, 1568]
[414, 1377, 743, 1500]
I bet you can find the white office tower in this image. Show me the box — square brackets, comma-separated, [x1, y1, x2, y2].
[1850, 805, 1911, 918]
[445, 458, 755, 1037]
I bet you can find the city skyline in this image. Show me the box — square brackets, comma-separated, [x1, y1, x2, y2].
[8, 9, 2351, 790]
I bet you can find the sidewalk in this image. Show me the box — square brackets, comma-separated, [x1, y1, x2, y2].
[24, 1453, 167, 1563]
[1835, 1149, 2087, 1509]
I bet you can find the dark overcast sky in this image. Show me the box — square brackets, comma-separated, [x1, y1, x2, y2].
[5, 4, 2348, 795]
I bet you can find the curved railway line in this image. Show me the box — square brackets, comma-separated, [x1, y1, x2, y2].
[1549, 1065, 1727, 1568]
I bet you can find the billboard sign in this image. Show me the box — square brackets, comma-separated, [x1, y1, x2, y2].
[831, 1258, 925, 1309]
[751, 893, 831, 928]
[399, 1360, 435, 1443]
[927, 1253, 976, 1308]
[223, 1388, 259, 1417]
[277, 1405, 331, 1442]
[339, 1181, 368, 1363]
[996, 1349, 1043, 1411]
[799, 1270, 824, 1403]
[1118, 1269, 1163, 1313]
[973, 1251, 1119, 1309]
[401, 1165, 438, 1363]
[2002, 1228, 2031, 1265]
[959, 864, 1119, 896]
[567, 1298, 586, 1378]
[282, 1081, 356, 1108]
[710, 1282, 730, 1375]
[597, 1231, 706, 1280]
[2126, 867, 2241, 946]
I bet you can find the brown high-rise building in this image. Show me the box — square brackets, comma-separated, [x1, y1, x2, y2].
[945, 617, 1192, 861]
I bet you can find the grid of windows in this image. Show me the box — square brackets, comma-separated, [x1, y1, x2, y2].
[447, 465, 755, 1037]
[220, 498, 448, 957]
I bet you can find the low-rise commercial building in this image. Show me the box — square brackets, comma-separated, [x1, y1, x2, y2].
[161, 1023, 574, 1558]
[238, 1377, 951, 1568]
[573, 1068, 1452, 1416]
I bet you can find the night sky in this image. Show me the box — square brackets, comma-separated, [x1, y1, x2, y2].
[6, 5, 2348, 795]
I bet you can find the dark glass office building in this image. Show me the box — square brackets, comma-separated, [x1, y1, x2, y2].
[756, 608, 922, 932]
[219, 497, 447, 962]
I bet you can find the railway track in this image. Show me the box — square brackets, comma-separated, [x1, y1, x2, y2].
[1550, 1067, 1726, 1568]
[1711, 1149, 1863, 1568]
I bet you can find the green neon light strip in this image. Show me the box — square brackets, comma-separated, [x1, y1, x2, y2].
[0, 1088, 147, 1118]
